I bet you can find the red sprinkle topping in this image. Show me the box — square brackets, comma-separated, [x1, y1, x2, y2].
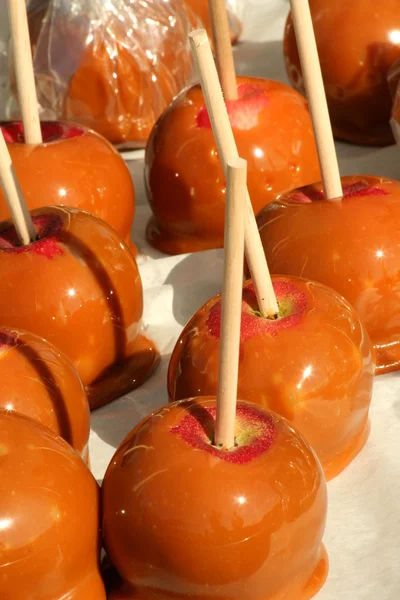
[172, 403, 276, 464]
[196, 83, 269, 130]
[0, 214, 64, 259]
[1, 121, 84, 144]
[207, 280, 307, 341]
[290, 180, 389, 203]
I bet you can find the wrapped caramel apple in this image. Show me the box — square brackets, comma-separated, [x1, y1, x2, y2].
[19, 0, 194, 146]
[184, 0, 243, 44]
[0, 121, 136, 253]
[102, 397, 328, 600]
[0, 327, 90, 462]
[169, 275, 375, 480]
[0, 206, 159, 409]
[256, 175, 400, 375]
[145, 76, 320, 254]
[284, 0, 400, 146]
[0, 410, 105, 599]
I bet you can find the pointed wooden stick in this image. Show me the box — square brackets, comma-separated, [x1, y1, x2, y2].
[189, 29, 278, 317]
[289, 0, 342, 200]
[215, 158, 246, 449]
[208, 0, 238, 100]
[7, 0, 42, 144]
[0, 131, 36, 245]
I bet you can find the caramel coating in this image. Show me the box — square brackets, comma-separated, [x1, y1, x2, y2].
[0, 327, 90, 461]
[284, 0, 400, 146]
[0, 410, 105, 600]
[145, 77, 320, 254]
[0, 122, 136, 254]
[256, 175, 400, 374]
[102, 397, 328, 600]
[0, 207, 159, 409]
[169, 276, 374, 480]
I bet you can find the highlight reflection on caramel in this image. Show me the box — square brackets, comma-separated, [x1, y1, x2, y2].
[256, 175, 400, 374]
[145, 77, 320, 255]
[102, 397, 328, 600]
[0, 121, 136, 254]
[0, 410, 105, 600]
[0, 207, 159, 410]
[0, 327, 90, 461]
[169, 276, 375, 480]
[284, 0, 400, 146]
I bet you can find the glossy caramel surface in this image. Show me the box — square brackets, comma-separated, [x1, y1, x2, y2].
[169, 276, 375, 480]
[145, 77, 320, 254]
[0, 327, 90, 461]
[0, 207, 159, 409]
[0, 411, 105, 599]
[0, 122, 136, 253]
[284, 0, 400, 146]
[257, 175, 400, 374]
[103, 397, 328, 600]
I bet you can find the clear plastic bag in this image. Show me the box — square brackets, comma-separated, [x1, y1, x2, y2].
[10, 0, 198, 147]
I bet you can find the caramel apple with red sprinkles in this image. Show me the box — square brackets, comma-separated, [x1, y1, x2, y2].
[0, 410, 106, 600]
[0, 121, 137, 253]
[256, 174, 400, 374]
[169, 275, 375, 480]
[0, 206, 159, 409]
[145, 76, 320, 254]
[0, 327, 90, 462]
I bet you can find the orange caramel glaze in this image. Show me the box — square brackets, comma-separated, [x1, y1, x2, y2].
[102, 397, 328, 600]
[0, 207, 159, 410]
[168, 277, 375, 480]
[0, 327, 90, 461]
[0, 121, 137, 255]
[284, 0, 400, 146]
[256, 175, 400, 374]
[145, 77, 320, 254]
[0, 410, 105, 600]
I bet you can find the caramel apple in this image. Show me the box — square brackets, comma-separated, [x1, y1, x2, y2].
[0, 206, 159, 409]
[256, 175, 400, 375]
[284, 0, 400, 146]
[169, 276, 375, 480]
[183, 0, 242, 44]
[0, 410, 105, 599]
[102, 397, 328, 600]
[26, 0, 194, 146]
[145, 77, 320, 254]
[0, 327, 90, 462]
[0, 121, 136, 253]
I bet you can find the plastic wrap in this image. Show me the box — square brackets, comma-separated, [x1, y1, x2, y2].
[10, 0, 198, 147]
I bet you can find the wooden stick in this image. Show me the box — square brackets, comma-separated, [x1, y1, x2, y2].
[215, 158, 246, 449]
[289, 0, 342, 200]
[208, 0, 238, 100]
[189, 30, 279, 317]
[0, 131, 36, 245]
[7, 0, 42, 145]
